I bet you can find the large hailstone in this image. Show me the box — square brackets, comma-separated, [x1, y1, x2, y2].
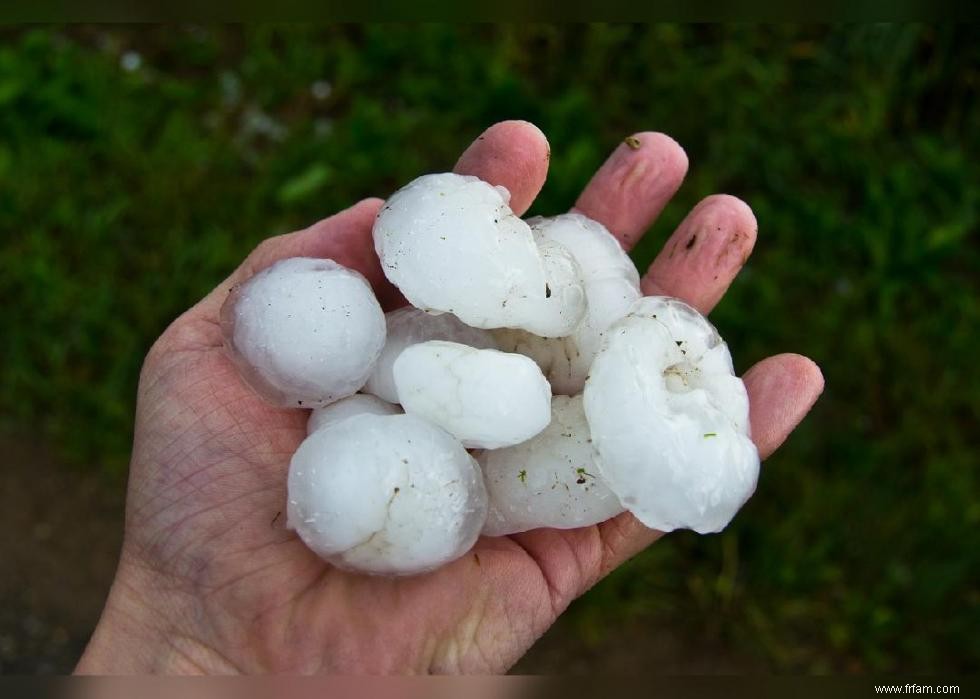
[363, 306, 498, 404]
[373, 173, 586, 337]
[583, 296, 759, 534]
[221, 257, 386, 408]
[288, 413, 488, 575]
[495, 214, 642, 395]
[393, 340, 551, 449]
[307, 393, 401, 435]
[480, 395, 624, 536]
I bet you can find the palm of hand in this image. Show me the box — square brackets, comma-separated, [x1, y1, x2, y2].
[126, 318, 616, 673]
[89, 122, 823, 674]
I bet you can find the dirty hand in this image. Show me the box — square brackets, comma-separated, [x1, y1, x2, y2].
[76, 121, 823, 674]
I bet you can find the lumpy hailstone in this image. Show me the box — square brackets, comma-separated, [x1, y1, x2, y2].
[583, 296, 759, 534]
[288, 413, 487, 575]
[307, 394, 401, 435]
[393, 340, 552, 449]
[221, 257, 386, 408]
[481, 395, 624, 536]
[495, 214, 642, 395]
[373, 173, 586, 337]
[364, 307, 498, 404]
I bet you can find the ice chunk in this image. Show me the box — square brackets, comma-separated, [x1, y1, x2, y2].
[480, 395, 624, 536]
[583, 296, 759, 534]
[287, 413, 487, 575]
[364, 307, 497, 404]
[393, 340, 551, 449]
[221, 257, 385, 408]
[373, 173, 586, 337]
[307, 394, 401, 434]
[495, 213, 641, 395]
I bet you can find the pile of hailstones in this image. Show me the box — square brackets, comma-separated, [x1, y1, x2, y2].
[222, 173, 760, 576]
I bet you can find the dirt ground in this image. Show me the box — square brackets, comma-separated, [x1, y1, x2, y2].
[0, 440, 125, 674]
[0, 439, 752, 674]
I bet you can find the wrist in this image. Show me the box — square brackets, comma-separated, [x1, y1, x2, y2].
[75, 556, 236, 674]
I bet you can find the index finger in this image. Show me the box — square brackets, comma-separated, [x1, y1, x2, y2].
[454, 120, 550, 215]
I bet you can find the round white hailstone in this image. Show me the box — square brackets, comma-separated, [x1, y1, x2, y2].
[480, 395, 624, 536]
[373, 173, 586, 337]
[221, 257, 386, 408]
[583, 296, 759, 534]
[287, 413, 488, 576]
[363, 306, 498, 404]
[494, 214, 641, 395]
[393, 340, 552, 450]
[307, 394, 401, 435]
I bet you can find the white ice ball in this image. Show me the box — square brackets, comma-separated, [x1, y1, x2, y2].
[363, 306, 497, 404]
[583, 296, 759, 534]
[495, 213, 641, 395]
[393, 340, 551, 449]
[480, 395, 624, 536]
[307, 394, 401, 435]
[221, 257, 386, 408]
[373, 173, 586, 337]
[287, 413, 488, 576]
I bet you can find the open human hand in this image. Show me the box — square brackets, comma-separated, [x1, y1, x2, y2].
[76, 121, 823, 674]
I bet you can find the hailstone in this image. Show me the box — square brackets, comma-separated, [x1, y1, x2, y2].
[363, 306, 498, 404]
[481, 395, 624, 536]
[307, 394, 401, 435]
[373, 173, 586, 337]
[221, 257, 386, 408]
[287, 413, 488, 575]
[495, 213, 641, 395]
[583, 296, 759, 534]
[393, 340, 552, 449]
[220, 163, 768, 578]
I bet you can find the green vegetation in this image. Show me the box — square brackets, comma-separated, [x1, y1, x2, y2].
[0, 25, 976, 672]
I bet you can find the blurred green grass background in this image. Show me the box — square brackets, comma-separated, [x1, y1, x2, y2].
[0, 24, 977, 673]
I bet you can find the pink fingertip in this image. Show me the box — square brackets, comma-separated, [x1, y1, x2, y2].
[743, 353, 825, 459]
[573, 131, 689, 249]
[641, 193, 758, 314]
[454, 120, 551, 216]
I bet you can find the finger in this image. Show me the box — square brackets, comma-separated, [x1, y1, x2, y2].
[572, 132, 689, 250]
[742, 353, 825, 459]
[453, 120, 551, 215]
[596, 352, 824, 573]
[192, 197, 392, 321]
[641, 194, 757, 315]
